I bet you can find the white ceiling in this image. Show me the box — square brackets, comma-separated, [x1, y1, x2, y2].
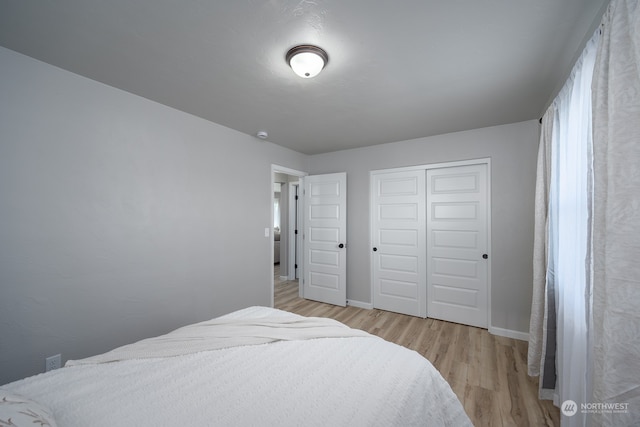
[0, 0, 608, 155]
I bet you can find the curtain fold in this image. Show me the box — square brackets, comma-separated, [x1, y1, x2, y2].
[591, 1, 640, 426]
[528, 107, 557, 401]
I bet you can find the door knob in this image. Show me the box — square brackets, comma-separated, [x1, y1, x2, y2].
[482, 254, 488, 259]
[373, 247, 378, 252]
[338, 243, 344, 248]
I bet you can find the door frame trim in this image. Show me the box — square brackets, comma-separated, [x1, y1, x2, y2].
[369, 157, 492, 328]
[287, 182, 300, 281]
[271, 165, 307, 308]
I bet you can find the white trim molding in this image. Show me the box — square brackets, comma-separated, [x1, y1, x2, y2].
[489, 326, 529, 342]
[347, 299, 373, 310]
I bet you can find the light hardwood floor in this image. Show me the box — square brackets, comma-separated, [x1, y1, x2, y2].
[273, 269, 559, 427]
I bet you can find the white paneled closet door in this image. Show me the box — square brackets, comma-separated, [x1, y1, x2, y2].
[371, 170, 427, 317]
[426, 163, 488, 328]
[370, 161, 490, 327]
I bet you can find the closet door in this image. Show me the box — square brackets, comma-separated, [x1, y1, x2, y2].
[427, 164, 488, 328]
[371, 170, 427, 317]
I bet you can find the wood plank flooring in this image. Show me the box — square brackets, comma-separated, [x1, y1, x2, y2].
[273, 271, 559, 427]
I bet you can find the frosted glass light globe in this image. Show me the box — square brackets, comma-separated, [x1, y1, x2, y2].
[286, 45, 328, 78]
[289, 51, 325, 78]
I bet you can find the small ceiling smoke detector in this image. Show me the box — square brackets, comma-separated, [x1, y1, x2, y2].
[286, 45, 329, 78]
[256, 131, 268, 139]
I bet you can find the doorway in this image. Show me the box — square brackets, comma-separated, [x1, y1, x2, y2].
[271, 165, 306, 307]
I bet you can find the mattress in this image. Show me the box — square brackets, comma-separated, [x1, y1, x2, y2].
[1, 306, 471, 426]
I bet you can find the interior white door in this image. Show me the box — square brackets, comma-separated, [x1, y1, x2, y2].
[303, 173, 347, 306]
[427, 163, 488, 328]
[372, 170, 427, 317]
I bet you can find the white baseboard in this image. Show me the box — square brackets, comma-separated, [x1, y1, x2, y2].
[280, 276, 288, 281]
[308, 300, 529, 341]
[347, 299, 373, 310]
[489, 326, 529, 341]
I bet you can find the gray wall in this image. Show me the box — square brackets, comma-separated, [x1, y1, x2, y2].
[0, 47, 307, 384]
[307, 120, 539, 334]
[0, 44, 539, 385]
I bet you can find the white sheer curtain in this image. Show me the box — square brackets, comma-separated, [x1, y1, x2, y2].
[591, 1, 640, 426]
[551, 31, 599, 424]
[530, 1, 640, 426]
[529, 27, 600, 427]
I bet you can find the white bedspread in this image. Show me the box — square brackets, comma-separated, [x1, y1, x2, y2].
[3, 306, 472, 426]
[66, 315, 371, 365]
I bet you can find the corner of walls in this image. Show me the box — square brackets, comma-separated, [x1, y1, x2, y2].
[489, 326, 529, 342]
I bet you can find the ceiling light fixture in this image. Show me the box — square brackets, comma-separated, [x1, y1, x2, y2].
[286, 45, 328, 78]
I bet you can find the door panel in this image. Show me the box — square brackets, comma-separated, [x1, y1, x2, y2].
[303, 173, 347, 306]
[372, 170, 426, 317]
[427, 164, 488, 328]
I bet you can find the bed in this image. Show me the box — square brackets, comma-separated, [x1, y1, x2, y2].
[0, 306, 471, 426]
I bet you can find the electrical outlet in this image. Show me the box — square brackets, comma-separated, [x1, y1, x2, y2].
[45, 354, 61, 372]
